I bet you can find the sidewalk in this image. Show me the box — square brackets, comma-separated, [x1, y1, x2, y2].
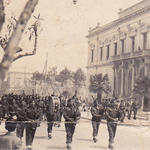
[81, 111, 150, 127]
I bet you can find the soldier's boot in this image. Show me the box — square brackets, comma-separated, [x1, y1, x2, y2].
[26, 145, 32, 150]
[127, 115, 131, 120]
[93, 136, 98, 143]
[108, 143, 114, 150]
[133, 116, 136, 120]
[66, 143, 72, 150]
[48, 133, 52, 139]
[57, 123, 61, 128]
[18, 138, 23, 146]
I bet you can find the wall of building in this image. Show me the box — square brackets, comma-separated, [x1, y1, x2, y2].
[87, 0, 150, 98]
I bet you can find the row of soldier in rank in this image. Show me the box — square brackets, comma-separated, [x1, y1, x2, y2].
[90, 97, 141, 149]
[0, 93, 68, 149]
[0, 94, 68, 122]
[101, 97, 141, 121]
[0, 93, 81, 150]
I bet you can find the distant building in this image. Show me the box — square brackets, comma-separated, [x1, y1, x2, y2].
[86, 0, 150, 102]
[7, 72, 33, 94]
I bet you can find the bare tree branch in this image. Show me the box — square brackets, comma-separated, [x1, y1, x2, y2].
[0, 0, 39, 81]
[0, 0, 5, 32]
[13, 33, 37, 61]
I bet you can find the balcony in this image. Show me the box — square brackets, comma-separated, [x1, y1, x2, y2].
[143, 49, 150, 56]
[111, 53, 131, 61]
[131, 51, 143, 57]
[111, 55, 121, 61]
[120, 53, 131, 59]
[111, 49, 150, 61]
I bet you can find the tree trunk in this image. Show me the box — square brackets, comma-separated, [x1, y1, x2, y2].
[97, 92, 102, 103]
[0, 0, 39, 83]
[0, 0, 4, 33]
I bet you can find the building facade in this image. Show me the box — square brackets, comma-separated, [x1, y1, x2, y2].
[87, 0, 150, 99]
[7, 72, 33, 94]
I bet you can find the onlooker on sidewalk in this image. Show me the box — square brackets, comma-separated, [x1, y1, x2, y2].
[0, 119, 21, 150]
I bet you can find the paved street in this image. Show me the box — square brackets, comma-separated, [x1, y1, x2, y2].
[18, 118, 150, 150]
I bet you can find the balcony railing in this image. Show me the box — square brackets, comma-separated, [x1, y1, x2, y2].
[111, 55, 120, 61]
[120, 53, 130, 59]
[131, 51, 143, 57]
[111, 49, 150, 61]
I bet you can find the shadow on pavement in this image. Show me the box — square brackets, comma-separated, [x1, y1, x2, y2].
[90, 145, 108, 150]
[77, 138, 93, 142]
[55, 129, 65, 132]
[46, 146, 66, 150]
[35, 136, 48, 140]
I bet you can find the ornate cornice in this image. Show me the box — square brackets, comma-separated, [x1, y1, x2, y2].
[87, 5, 150, 38]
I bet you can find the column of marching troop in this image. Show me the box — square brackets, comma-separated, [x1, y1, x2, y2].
[0, 93, 141, 150]
[0, 93, 81, 150]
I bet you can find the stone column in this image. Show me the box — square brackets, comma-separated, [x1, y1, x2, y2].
[132, 59, 135, 90]
[95, 37, 99, 74]
[126, 35, 131, 53]
[112, 65, 117, 97]
[147, 31, 150, 49]
[120, 61, 124, 97]
[96, 36, 99, 65]
[144, 57, 150, 76]
[125, 66, 128, 96]
[136, 28, 143, 51]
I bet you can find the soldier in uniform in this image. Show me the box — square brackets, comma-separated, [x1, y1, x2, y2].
[25, 98, 42, 150]
[63, 98, 81, 150]
[45, 95, 54, 139]
[118, 99, 126, 122]
[130, 98, 140, 120]
[16, 97, 28, 143]
[125, 98, 132, 120]
[91, 99, 105, 143]
[53, 100, 60, 127]
[59, 95, 66, 123]
[105, 98, 121, 149]
[0, 101, 4, 124]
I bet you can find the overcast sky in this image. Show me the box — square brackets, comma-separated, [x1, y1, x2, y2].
[2, 0, 141, 73]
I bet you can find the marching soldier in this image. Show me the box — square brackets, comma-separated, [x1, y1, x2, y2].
[59, 95, 66, 122]
[0, 101, 4, 123]
[53, 99, 60, 127]
[118, 99, 126, 122]
[16, 98, 28, 143]
[105, 98, 121, 150]
[45, 96, 54, 139]
[25, 98, 42, 150]
[125, 98, 132, 120]
[63, 98, 81, 150]
[130, 98, 141, 120]
[91, 99, 105, 143]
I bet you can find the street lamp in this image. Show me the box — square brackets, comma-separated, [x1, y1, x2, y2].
[73, 0, 77, 5]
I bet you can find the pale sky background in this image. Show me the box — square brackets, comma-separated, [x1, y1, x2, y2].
[1, 0, 142, 73]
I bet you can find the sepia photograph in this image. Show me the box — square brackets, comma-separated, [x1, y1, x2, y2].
[0, 0, 150, 150]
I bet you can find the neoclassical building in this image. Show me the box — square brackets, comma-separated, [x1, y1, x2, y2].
[87, 0, 150, 98]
